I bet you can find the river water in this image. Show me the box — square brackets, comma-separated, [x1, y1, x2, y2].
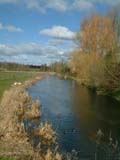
[28, 76, 120, 159]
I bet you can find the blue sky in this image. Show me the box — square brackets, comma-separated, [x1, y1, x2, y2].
[0, 0, 119, 65]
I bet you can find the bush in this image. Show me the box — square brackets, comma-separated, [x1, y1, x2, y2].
[70, 51, 105, 87]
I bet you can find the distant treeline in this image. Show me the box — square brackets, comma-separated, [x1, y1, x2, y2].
[0, 62, 71, 73]
[0, 62, 50, 71]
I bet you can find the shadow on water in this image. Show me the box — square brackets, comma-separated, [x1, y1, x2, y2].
[27, 76, 120, 158]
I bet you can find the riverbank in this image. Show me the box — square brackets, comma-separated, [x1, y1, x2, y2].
[0, 71, 39, 100]
[0, 72, 63, 160]
[57, 73, 120, 103]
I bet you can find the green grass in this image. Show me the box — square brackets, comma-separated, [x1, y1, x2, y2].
[0, 71, 38, 100]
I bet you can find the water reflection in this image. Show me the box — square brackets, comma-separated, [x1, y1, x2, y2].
[72, 82, 120, 139]
[28, 76, 120, 156]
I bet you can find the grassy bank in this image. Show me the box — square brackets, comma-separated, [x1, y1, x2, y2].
[0, 71, 38, 100]
[0, 72, 64, 160]
[0, 71, 42, 160]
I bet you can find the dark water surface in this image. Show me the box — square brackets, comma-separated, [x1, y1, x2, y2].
[28, 76, 120, 157]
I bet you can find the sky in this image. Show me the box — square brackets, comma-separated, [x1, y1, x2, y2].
[0, 0, 119, 65]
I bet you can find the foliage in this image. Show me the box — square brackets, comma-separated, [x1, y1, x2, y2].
[109, 6, 120, 51]
[0, 84, 58, 160]
[79, 15, 116, 56]
[102, 62, 120, 93]
[34, 122, 56, 145]
[0, 62, 50, 72]
[70, 51, 105, 87]
[50, 61, 70, 75]
[70, 13, 120, 98]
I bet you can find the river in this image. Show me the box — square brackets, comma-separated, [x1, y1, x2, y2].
[28, 76, 120, 159]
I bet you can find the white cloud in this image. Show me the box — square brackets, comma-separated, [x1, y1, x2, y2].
[0, 22, 23, 32]
[5, 25, 23, 32]
[0, 42, 73, 65]
[25, 0, 94, 13]
[46, 0, 68, 12]
[40, 26, 76, 40]
[0, 0, 120, 13]
[25, 0, 120, 13]
[26, 0, 46, 13]
[25, 0, 68, 13]
[72, 0, 94, 11]
[48, 39, 64, 46]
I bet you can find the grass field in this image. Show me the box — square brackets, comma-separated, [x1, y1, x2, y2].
[0, 71, 38, 100]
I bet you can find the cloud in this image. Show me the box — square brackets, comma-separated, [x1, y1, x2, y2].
[0, 42, 74, 65]
[0, 22, 23, 32]
[40, 26, 76, 40]
[5, 25, 23, 32]
[25, 0, 68, 13]
[0, 0, 19, 4]
[72, 0, 94, 11]
[0, 0, 120, 13]
[46, 0, 68, 12]
[48, 39, 65, 46]
[25, 0, 120, 13]
[26, 0, 46, 14]
[25, 0, 94, 13]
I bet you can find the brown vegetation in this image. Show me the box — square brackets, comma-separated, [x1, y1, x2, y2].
[0, 73, 77, 160]
[0, 73, 59, 160]
[79, 15, 116, 56]
[34, 123, 56, 145]
[70, 51, 105, 87]
[0, 85, 37, 159]
[70, 12, 120, 98]
[0, 73, 64, 159]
